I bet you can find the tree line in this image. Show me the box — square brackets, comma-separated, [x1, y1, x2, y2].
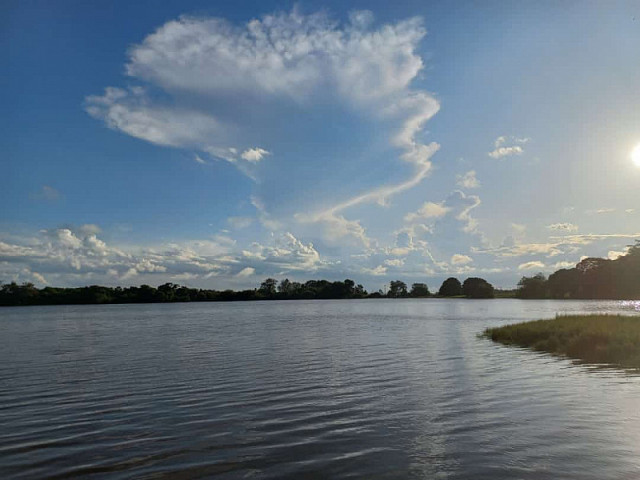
[517, 241, 640, 299]
[0, 276, 496, 307]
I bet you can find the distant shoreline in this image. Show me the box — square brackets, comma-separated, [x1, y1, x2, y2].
[1, 277, 505, 307]
[0, 293, 519, 308]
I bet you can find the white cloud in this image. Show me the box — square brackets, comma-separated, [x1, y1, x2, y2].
[235, 267, 255, 277]
[518, 261, 545, 270]
[86, 87, 222, 150]
[384, 258, 405, 267]
[608, 250, 627, 260]
[31, 272, 47, 285]
[404, 201, 450, 222]
[456, 170, 479, 189]
[242, 232, 327, 272]
[240, 148, 270, 163]
[550, 233, 640, 243]
[488, 145, 523, 159]
[451, 191, 481, 233]
[552, 261, 576, 269]
[361, 265, 387, 276]
[451, 254, 472, 265]
[476, 242, 564, 258]
[79, 224, 101, 235]
[91, 10, 439, 246]
[547, 223, 578, 232]
[488, 136, 528, 158]
[87, 10, 437, 186]
[585, 208, 616, 215]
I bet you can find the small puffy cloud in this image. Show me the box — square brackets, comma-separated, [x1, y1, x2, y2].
[456, 170, 479, 189]
[488, 136, 528, 159]
[404, 201, 450, 222]
[240, 148, 270, 163]
[235, 267, 255, 277]
[451, 254, 472, 265]
[518, 261, 545, 270]
[547, 223, 578, 232]
[488, 145, 523, 159]
[242, 232, 327, 272]
[384, 258, 405, 267]
[194, 154, 207, 164]
[361, 265, 387, 276]
[625, 209, 636, 214]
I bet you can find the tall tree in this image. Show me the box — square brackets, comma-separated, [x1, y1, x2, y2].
[462, 277, 495, 299]
[259, 278, 278, 297]
[438, 277, 463, 296]
[388, 280, 408, 298]
[410, 283, 430, 297]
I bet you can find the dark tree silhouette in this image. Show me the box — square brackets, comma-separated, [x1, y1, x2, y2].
[388, 280, 408, 298]
[462, 277, 495, 299]
[259, 278, 278, 297]
[517, 240, 640, 299]
[410, 283, 430, 297]
[517, 273, 548, 299]
[438, 277, 463, 296]
[278, 278, 292, 295]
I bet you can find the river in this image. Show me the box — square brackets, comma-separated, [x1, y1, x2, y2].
[1, 299, 640, 479]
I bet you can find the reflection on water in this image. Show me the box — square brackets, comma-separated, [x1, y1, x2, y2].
[1, 299, 640, 479]
[621, 300, 640, 312]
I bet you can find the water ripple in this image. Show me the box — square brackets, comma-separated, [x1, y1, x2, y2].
[2, 299, 640, 479]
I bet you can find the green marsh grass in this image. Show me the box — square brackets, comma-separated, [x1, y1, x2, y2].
[483, 314, 640, 368]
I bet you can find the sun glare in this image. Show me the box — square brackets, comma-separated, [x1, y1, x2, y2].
[632, 144, 640, 167]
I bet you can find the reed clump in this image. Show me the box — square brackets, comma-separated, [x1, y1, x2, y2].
[483, 314, 640, 368]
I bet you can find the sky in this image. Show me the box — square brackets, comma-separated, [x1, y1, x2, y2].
[2, 0, 640, 291]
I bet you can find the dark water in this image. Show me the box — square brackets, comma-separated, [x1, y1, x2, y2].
[2, 299, 640, 479]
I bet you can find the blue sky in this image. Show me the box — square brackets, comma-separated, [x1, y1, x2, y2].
[2, 0, 640, 290]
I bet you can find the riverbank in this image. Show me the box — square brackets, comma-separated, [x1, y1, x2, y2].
[484, 314, 640, 368]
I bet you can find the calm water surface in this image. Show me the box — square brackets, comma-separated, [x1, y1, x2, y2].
[2, 299, 640, 479]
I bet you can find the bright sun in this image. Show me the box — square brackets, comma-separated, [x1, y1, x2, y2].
[632, 144, 640, 167]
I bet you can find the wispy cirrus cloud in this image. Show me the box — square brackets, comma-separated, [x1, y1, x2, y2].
[518, 261, 545, 270]
[546, 222, 578, 232]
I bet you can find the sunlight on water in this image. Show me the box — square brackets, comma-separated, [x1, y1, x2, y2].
[621, 300, 640, 312]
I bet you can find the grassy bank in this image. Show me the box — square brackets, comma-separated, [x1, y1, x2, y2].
[483, 314, 640, 368]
